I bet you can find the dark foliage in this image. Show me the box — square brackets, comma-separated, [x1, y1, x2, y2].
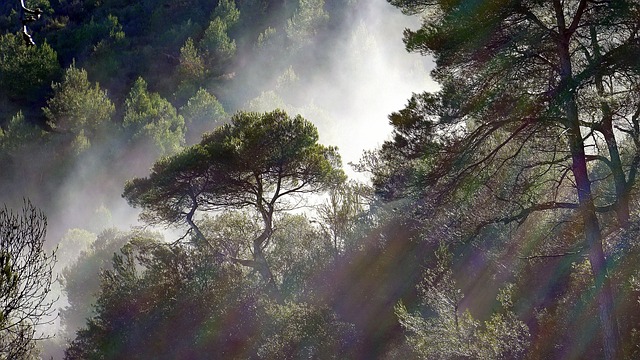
[0, 200, 56, 359]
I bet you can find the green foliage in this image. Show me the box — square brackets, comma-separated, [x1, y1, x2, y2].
[179, 88, 227, 144]
[245, 90, 288, 112]
[59, 14, 126, 58]
[196, 211, 260, 260]
[83, 15, 128, 84]
[0, 33, 60, 102]
[26, 0, 52, 13]
[175, 38, 206, 96]
[0, 0, 359, 121]
[196, 211, 334, 300]
[257, 301, 360, 359]
[316, 181, 371, 255]
[65, 237, 260, 359]
[60, 229, 160, 341]
[267, 214, 333, 299]
[382, 2, 640, 358]
[56, 228, 96, 268]
[199, 17, 237, 72]
[0, 201, 56, 360]
[396, 244, 530, 360]
[0, 252, 19, 326]
[123, 77, 185, 156]
[396, 243, 478, 359]
[285, 0, 329, 49]
[43, 63, 115, 152]
[213, 0, 241, 29]
[192, 211, 333, 301]
[256, 26, 277, 49]
[65, 222, 358, 359]
[123, 109, 344, 302]
[0, 112, 44, 153]
[124, 109, 344, 226]
[170, 0, 239, 97]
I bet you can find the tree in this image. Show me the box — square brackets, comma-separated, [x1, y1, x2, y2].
[59, 229, 146, 341]
[212, 0, 240, 29]
[265, 213, 333, 300]
[0, 33, 59, 102]
[123, 109, 344, 301]
[65, 234, 358, 359]
[43, 63, 115, 153]
[55, 228, 95, 274]
[64, 236, 260, 360]
[385, 1, 640, 358]
[200, 17, 236, 65]
[395, 244, 530, 360]
[175, 38, 206, 98]
[0, 201, 56, 359]
[199, 0, 239, 76]
[0, 111, 44, 154]
[285, 0, 329, 49]
[195, 210, 333, 301]
[123, 77, 185, 156]
[0, 112, 48, 206]
[315, 181, 370, 256]
[179, 87, 227, 145]
[257, 301, 360, 359]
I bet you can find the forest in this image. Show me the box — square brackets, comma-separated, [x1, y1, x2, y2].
[1, 0, 640, 359]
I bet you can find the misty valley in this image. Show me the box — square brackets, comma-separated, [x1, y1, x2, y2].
[2, 0, 640, 359]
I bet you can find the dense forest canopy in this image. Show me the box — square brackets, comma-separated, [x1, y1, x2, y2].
[1, 0, 640, 359]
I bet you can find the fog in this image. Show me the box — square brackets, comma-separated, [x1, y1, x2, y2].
[40, 0, 436, 242]
[238, 0, 437, 179]
[304, 1, 436, 170]
[4, 0, 437, 357]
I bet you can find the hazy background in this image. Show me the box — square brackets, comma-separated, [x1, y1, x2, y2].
[1, 0, 436, 357]
[40, 0, 436, 246]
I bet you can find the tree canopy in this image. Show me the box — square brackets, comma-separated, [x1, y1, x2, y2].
[3, 1, 640, 358]
[0, 201, 56, 359]
[124, 109, 344, 299]
[380, 1, 640, 358]
[43, 63, 114, 153]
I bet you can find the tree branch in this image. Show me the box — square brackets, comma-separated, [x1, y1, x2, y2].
[518, 250, 584, 260]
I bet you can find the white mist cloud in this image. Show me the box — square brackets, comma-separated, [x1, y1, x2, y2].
[311, 0, 437, 175]
[24, 0, 436, 351]
[241, 0, 438, 180]
[34, 0, 436, 290]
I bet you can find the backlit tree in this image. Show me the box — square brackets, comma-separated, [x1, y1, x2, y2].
[123, 109, 344, 301]
[0, 201, 56, 359]
[385, 1, 640, 358]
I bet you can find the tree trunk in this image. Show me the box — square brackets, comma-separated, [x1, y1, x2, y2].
[591, 25, 631, 228]
[254, 208, 284, 304]
[253, 239, 283, 303]
[556, 13, 620, 354]
[564, 71, 620, 360]
[568, 115, 620, 360]
[601, 120, 630, 228]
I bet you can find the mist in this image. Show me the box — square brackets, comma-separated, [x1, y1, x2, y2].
[2, 0, 435, 358]
[303, 0, 436, 169]
[17, 0, 435, 242]
[1, 1, 635, 358]
[32, 0, 436, 254]
[235, 0, 437, 178]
